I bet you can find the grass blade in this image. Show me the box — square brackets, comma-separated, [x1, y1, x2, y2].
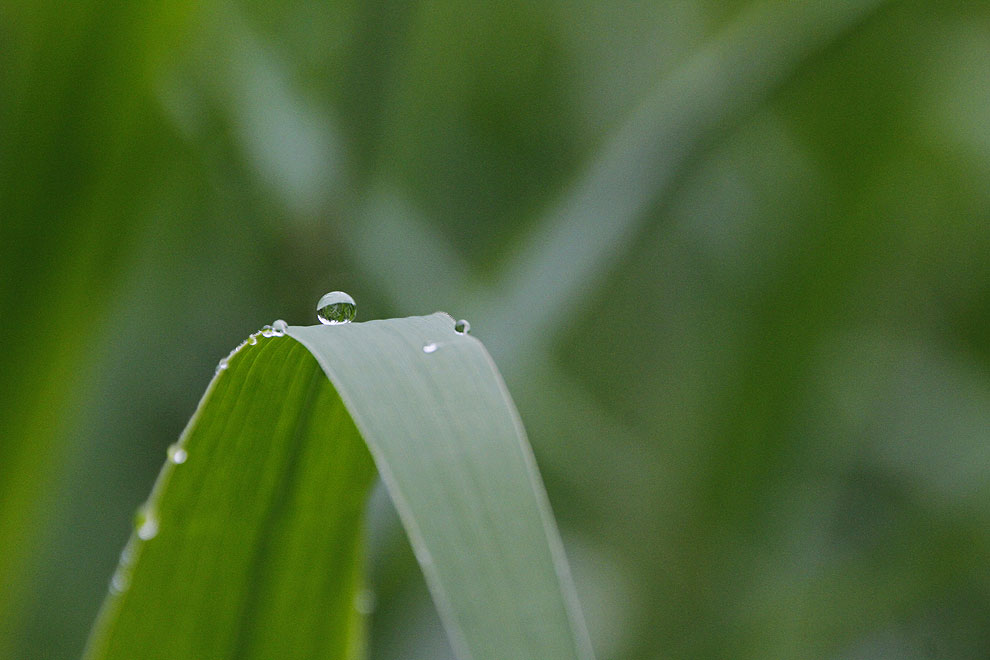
[85, 336, 374, 660]
[85, 313, 591, 660]
[290, 313, 593, 660]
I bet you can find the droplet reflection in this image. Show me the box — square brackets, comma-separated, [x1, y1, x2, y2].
[317, 291, 357, 325]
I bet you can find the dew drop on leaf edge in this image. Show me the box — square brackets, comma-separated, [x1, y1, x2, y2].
[134, 507, 159, 541]
[167, 444, 187, 464]
[454, 319, 470, 335]
[110, 570, 129, 594]
[317, 291, 356, 325]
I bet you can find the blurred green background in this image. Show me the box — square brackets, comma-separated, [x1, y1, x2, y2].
[2, 0, 989, 658]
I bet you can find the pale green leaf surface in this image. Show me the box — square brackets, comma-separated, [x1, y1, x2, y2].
[289, 313, 593, 660]
[85, 313, 591, 660]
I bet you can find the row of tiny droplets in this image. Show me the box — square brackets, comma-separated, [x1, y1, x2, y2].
[111, 292, 469, 595]
[111, 318, 293, 594]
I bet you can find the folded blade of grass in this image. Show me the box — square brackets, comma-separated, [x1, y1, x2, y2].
[289, 313, 593, 660]
[85, 313, 591, 660]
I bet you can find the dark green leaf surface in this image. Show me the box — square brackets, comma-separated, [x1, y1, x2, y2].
[85, 313, 591, 660]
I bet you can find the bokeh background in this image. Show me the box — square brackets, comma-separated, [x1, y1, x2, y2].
[3, 0, 990, 658]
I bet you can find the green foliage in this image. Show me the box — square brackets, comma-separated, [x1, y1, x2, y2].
[85, 338, 373, 660]
[3, 0, 990, 658]
[85, 315, 590, 659]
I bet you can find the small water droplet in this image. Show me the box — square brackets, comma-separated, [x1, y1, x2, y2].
[260, 324, 274, 338]
[138, 520, 158, 540]
[423, 342, 438, 353]
[110, 568, 130, 593]
[272, 319, 288, 336]
[134, 507, 159, 541]
[317, 291, 356, 325]
[167, 444, 187, 464]
[248, 335, 258, 345]
[454, 319, 470, 335]
[354, 589, 377, 614]
[216, 357, 229, 374]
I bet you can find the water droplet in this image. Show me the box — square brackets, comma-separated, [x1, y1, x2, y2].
[134, 507, 159, 541]
[110, 568, 130, 593]
[272, 319, 288, 336]
[167, 444, 187, 464]
[354, 589, 377, 614]
[138, 520, 158, 540]
[423, 342, 438, 353]
[215, 357, 229, 374]
[317, 291, 356, 325]
[248, 335, 258, 345]
[260, 324, 274, 338]
[454, 319, 470, 335]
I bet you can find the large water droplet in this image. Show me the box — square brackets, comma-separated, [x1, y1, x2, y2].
[272, 319, 288, 336]
[167, 444, 187, 464]
[454, 319, 470, 335]
[317, 291, 356, 325]
[423, 342, 438, 353]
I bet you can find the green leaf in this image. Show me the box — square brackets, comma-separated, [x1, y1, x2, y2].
[84, 313, 592, 660]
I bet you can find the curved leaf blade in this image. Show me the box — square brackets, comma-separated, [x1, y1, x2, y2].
[85, 313, 591, 660]
[289, 313, 593, 660]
